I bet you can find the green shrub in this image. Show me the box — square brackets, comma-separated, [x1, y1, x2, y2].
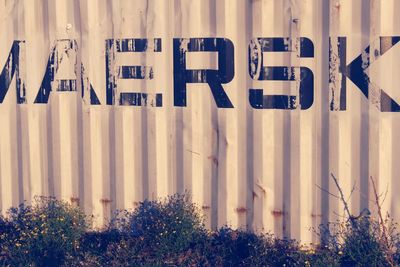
[318, 218, 392, 267]
[1, 196, 87, 267]
[80, 230, 124, 256]
[1, 192, 399, 266]
[340, 219, 390, 266]
[63, 252, 103, 267]
[305, 247, 340, 267]
[62, 230, 125, 266]
[207, 227, 311, 266]
[205, 227, 266, 266]
[0, 214, 16, 265]
[103, 194, 208, 265]
[102, 238, 151, 266]
[128, 194, 206, 254]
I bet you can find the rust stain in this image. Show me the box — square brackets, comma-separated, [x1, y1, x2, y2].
[236, 207, 247, 213]
[311, 213, 323, 218]
[271, 210, 284, 217]
[202, 205, 211, 210]
[70, 197, 79, 205]
[100, 198, 112, 205]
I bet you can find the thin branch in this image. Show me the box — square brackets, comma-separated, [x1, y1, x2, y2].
[370, 176, 395, 267]
[315, 184, 339, 199]
[333, 211, 347, 219]
[345, 182, 357, 204]
[380, 184, 389, 207]
[330, 173, 352, 221]
[370, 176, 386, 231]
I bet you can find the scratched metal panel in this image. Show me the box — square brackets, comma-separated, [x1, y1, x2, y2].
[1, 0, 400, 243]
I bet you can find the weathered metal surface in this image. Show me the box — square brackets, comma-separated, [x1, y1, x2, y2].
[1, 0, 400, 243]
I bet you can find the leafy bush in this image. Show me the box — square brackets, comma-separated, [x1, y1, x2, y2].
[131, 194, 206, 253]
[62, 230, 126, 266]
[104, 194, 208, 265]
[2, 192, 400, 266]
[318, 217, 397, 267]
[305, 246, 341, 267]
[79, 230, 124, 256]
[204, 227, 265, 265]
[0, 214, 16, 265]
[1, 196, 87, 267]
[340, 219, 390, 266]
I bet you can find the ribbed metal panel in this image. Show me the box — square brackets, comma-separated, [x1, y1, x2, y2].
[1, 0, 400, 243]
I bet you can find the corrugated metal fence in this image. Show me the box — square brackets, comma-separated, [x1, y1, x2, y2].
[1, 0, 400, 243]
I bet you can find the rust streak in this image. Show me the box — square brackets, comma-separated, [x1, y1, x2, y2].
[236, 207, 247, 213]
[311, 213, 323, 218]
[70, 197, 79, 204]
[100, 198, 112, 204]
[272, 210, 284, 217]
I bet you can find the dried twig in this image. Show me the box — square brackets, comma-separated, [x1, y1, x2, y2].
[315, 184, 339, 199]
[332, 211, 347, 219]
[369, 176, 395, 267]
[345, 182, 357, 204]
[324, 174, 395, 266]
[381, 183, 389, 207]
[370, 176, 388, 238]
[330, 173, 353, 223]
